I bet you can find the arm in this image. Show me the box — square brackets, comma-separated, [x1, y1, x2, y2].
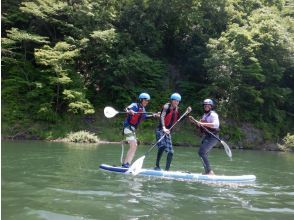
[190, 112, 219, 130]
[143, 111, 161, 120]
[161, 104, 170, 134]
[144, 114, 155, 119]
[125, 103, 137, 115]
[189, 115, 200, 128]
[198, 122, 215, 128]
[199, 112, 219, 129]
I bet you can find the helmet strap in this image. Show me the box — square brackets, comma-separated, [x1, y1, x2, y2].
[204, 105, 212, 113]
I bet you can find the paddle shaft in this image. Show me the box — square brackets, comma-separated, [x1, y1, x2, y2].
[127, 106, 192, 175]
[190, 116, 232, 158]
[145, 107, 191, 155]
[189, 117, 221, 141]
[146, 133, 166, 155]
[117, 111, 154, 114]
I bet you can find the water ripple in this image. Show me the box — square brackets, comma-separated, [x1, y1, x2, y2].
[248, 207, 294, 214]
[51, 188, 126, 197]
[28, 209, 95, 220]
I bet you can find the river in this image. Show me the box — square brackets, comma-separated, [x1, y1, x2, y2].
[1, 141, 294, 219]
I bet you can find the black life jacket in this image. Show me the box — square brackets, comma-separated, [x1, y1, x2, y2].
[200, 111, 219, 134]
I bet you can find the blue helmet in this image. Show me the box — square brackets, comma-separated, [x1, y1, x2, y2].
[170, 93, 181, 101]
[203, 99, 214, 106]
[139, 93, 150, 100]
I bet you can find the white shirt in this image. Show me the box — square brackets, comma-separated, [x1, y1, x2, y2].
[201, 111, 219, 129]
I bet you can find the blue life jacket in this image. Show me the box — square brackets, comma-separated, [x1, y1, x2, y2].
[124, 103, 146, 128]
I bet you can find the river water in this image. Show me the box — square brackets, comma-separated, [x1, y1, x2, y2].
[1, 141, 294, 220]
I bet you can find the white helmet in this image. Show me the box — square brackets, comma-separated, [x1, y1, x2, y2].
[203, 99, 214, 106]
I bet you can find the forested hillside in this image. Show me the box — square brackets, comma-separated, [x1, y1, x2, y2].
[2, 0, 293, 145]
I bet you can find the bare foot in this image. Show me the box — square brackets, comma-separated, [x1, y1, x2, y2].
[202, 170, 215, 175]
[207, 170, 215, 175]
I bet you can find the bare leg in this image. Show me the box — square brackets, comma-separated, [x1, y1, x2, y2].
[123, 140, 137, 164]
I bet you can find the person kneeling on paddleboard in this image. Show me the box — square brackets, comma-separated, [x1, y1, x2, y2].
[122, 93, 158, 168]
[189, 99, 220, 175]
[154, 93, 182, 171]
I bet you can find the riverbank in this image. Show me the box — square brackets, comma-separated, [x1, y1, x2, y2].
[1, 134, 289, 151]
[2, 111, 292, 152]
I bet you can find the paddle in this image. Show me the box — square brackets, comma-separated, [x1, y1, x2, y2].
[104, 106, 154, 118]
[189, 116, 232, 158]
[126, 106, 192, 175]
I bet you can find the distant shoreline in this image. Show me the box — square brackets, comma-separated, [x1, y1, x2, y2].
[2, 137, 285, 152]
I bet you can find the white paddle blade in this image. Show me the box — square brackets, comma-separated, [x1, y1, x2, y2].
[104, 106, 118, 118]
[221, 140, 232, 158]
[126, 156, 145, 175]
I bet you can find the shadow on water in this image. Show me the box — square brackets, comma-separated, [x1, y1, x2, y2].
[2, 141, 294, 220]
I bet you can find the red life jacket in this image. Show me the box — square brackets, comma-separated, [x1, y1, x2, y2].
[161, 103, 179, 129]
[128, 104, 144, 127]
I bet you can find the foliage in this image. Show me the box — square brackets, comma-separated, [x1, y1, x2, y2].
[278, 133, 294, 151]
[204, 5, 294, 139]
[1, 0, 293, 143]
[35, 41, 94, 114]
[63, 130, 99, 143]
[104, 50, 167, 107]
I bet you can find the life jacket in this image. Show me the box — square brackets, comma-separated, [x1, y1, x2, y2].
[159, 103, 179, 129]
[125, 103, 145, 128]
[200, 111, 219, 134]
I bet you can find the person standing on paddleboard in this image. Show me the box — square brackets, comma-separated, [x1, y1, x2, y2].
[189, 99, 220, 175]
[122, 93, 157, 168]
[154, 93, 182, 171]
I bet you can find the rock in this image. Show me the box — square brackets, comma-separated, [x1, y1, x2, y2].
[261, 142, 279, 151]
[239, 123, 264, 149]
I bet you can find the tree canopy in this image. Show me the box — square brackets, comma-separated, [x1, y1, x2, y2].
[2, 0, 293, 140]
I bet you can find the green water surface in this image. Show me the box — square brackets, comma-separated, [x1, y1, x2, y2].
[1, 141, 294, 220]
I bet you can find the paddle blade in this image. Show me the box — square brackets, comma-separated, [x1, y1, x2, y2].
[221, 140, 232, 158]
[126, 156, 145, 175]
[104, 106, 118, 118]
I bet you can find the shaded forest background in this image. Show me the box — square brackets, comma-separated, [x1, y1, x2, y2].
[2, 0, 294, 146]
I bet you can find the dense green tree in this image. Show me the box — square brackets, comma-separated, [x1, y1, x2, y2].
[2, 28, 51, 122]
[35, 41, 94, 114]
[1, 0, 293, 140]
[205, 6, 293, 137]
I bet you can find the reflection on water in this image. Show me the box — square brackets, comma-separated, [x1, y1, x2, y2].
[2, 141, 294, 220]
